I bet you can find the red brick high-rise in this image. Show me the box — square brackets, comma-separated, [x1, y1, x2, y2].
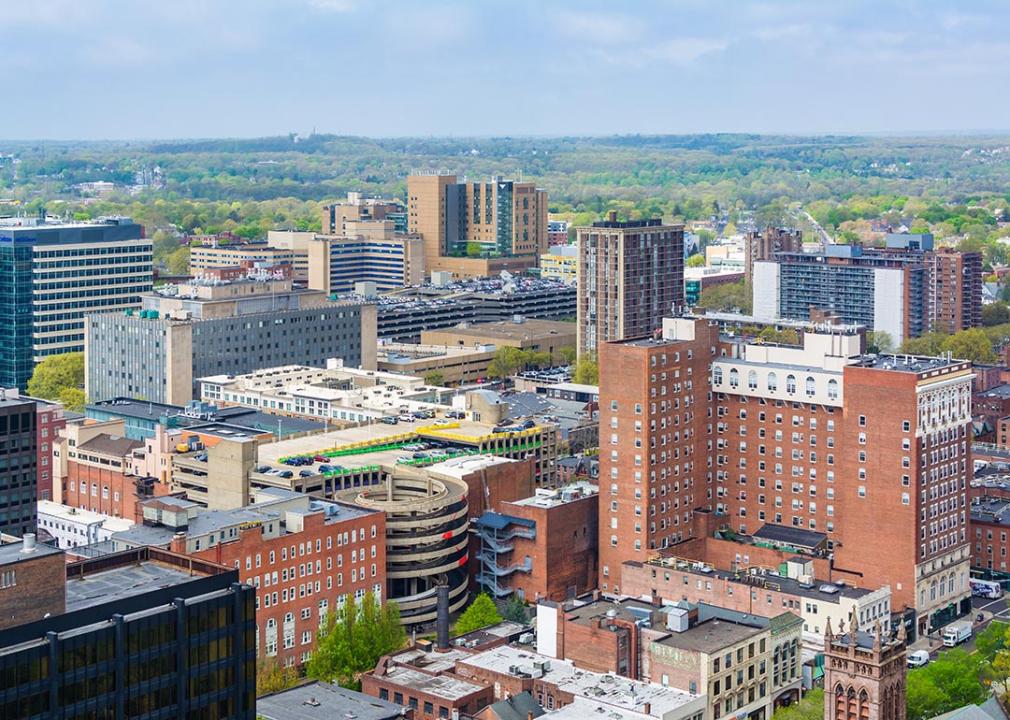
[928, 248, 982, 333]
[599, 316, 973, 640]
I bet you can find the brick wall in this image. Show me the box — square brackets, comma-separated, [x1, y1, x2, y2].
[0, 551, 66, 630]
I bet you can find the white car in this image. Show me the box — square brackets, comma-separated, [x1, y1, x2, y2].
[907, 650, 930, 668]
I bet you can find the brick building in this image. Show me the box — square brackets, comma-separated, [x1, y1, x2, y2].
[969, 496, 1010, 573]
[576, 214, 685, 356]
[108, 487, 385, 668]
[599, 316, 973, 640]
[0, 535, 66, 631]
[823, 619, 906, 720]
[744, 227, 802, 284]
[473, 482, 598, 602]
[928, 248, 983, 335]
[534, 595, 803, 715]
[28, 397, 65, 501]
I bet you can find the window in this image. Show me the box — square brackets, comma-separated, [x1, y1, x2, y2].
[786, 375, 796, 394]
[827, 379, 838, 400]
[714, 367, 724, 385]
[767, 372, 778, 392]
[729, 368, 739, 388]
[748, 371, 758, 390]
[805, 376, 815, 396]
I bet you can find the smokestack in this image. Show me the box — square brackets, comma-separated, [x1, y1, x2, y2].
[436, 584, 450, 651]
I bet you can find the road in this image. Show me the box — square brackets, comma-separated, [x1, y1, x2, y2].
[797, 209, 834, 245]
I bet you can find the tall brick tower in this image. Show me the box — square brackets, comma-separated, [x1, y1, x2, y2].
[823, 611, 907, 720]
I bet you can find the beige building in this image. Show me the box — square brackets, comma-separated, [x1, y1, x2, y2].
[189, 243, 298, 277]
[265, 230, 314, 281]
[377, 342, 497, 385]
[539, 244, 578, 284]
[420, 318, 576, 364]
[170, 435, 257, 510]
[407, 173, 549, 279]
[321, 192, 404, 235]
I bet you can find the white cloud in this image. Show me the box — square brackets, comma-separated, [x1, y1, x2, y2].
[645, 37, 729, 65]
[552, 10, 643, 45]
[307, 0, 356, 12]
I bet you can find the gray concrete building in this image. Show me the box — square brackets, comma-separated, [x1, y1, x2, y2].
[85, 273, 376, 405]
[0, 392, 37, 537]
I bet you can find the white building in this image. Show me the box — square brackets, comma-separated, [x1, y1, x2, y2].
[37, 500, 135, 550]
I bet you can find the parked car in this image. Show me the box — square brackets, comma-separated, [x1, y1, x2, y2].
[380, 416, 398, 425]
[318, 464, 333, 473]
[314, 454, 329, 463]
[278, 470, 293, 479]
[398, 415, 414, 423]
[907, 650, 930, 668]
[256, 465, 271, 473]
[299, 469, 315, 478]
[434, 419, 452, 426]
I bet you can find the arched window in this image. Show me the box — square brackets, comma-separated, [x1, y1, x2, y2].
[805, 376, 816, 396]
[827, 378, 839, 400]
[729, 368, 739, 388]
[786, 374, 797, 394]
[768, 372, 778, 392]
[267, 618, 276, 629]
[748, 370, 758, 390]
[713, 367, 723, 385]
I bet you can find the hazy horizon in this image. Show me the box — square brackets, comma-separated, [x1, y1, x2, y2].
[4, 0, 1009, 140]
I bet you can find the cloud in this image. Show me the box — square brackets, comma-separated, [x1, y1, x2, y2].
[307, 0, 355, 12]
[645, 37, 729, 66]
[552, 10, 643, 45]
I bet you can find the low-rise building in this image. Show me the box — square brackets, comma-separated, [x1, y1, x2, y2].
[257, 681, 404, 720]
[454, 644, 706, 720]
[189, 241, 298, 277]
[377, 341, 498, 385]
[0, 541, 256, 718]
[36, 500, 134, 550]
[620, 554, 891, 656]
[474, 482, 598, 602]
[421, 318, 576, 365]
[684, 267, 745, 307]
[970, 496, 1010, 573]
[540, 245, 578, 284]
[107, 487, 384, 668]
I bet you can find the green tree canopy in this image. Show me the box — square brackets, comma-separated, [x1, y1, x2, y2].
[696, 280, 752, 313]
[983, 301, 1010, 327]
[573, 353, 599, 385]
[306, 592, 405, 689]
[502, 595, 528, 624]
[560, 346, 577, 365]
[906, 649, 986, 720]
[423, 370, 445, 386]
[256, 657, 299, 697]
[165, 245, 190, 275]
[771, 688, 823, 720]
[27, 352, 85, 410]
[866, 330, 894, 354]
[686, 253, 706, 268]
[454, 592, 502, 636]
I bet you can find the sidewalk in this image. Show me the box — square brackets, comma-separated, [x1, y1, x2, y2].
[907, 610, 993, 655]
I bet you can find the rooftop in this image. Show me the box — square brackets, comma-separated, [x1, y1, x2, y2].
[511, 482, 598, 509]
[379, 665, 485, 701]
[657, 617, 764, 654]
[850, 353, 969, 374]
[256, 681, 403, 720]
[752, 524, 827, 551]
[64, 559, 205, 612]
[0, 539, 63, 567]
[458, 646, 700, 716]
[423, 318, 575, 342]
[87, 398, 323, 437]
[76, 434, 143, 457]
[971, 497, 1010, 526]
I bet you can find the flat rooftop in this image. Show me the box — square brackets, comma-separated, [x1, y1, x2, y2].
[850, 354, 969, 373]
[423, 318, 575, 342]
[511, 482, 598, 509]
[971, 497, 1010, 526]
[379, 666, 485, 701]
[257, 681, 402, 720]
[65, 560, 202, 612]
[0, 540, 63, 567]
[657, 617, 764, 654]
[458, 646, 699, 716]
[390, 646, 473, 675]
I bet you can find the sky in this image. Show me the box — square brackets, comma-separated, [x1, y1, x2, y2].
[3, 0, 1009, 139]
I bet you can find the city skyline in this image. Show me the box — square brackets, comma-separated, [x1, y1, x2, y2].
[3, 0, 1010, 139]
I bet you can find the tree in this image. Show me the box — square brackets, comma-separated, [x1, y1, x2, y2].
[573, 353, 599, 385]
[866, 330, 894, 354]
[27, 352, 85, 406]
[306, 592, 405, 689]
[696, 280, 752, 313]
[165, 245, 190, 275]
[983, 301, 1010, 327]
[465, 242, 483, 258]
[423, 370, 445, 386]
[771, 688, 823, 720]
[256, 657, 299, 697]
[757, 327, 800, 345]
[940, 328, 996, 363]
[560, 346, 577, 365]
[686, 253, 706, 268]
[502, 595, 528, 624]
[454, 592, 502, 636]
[906, 649, 987, 720]
[974, 619, 1008, 663]
[990, 648, 1010, 696]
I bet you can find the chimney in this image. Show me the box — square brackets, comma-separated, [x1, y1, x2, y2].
[21, 533, 36, 553]
[436, 584, 450, 651]
[642, 702, 651, 715]
[608, 210, 618, 223]
[528, 713, 535, 720]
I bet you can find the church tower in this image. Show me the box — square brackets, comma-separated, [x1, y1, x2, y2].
[823, 609, 907, 720]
